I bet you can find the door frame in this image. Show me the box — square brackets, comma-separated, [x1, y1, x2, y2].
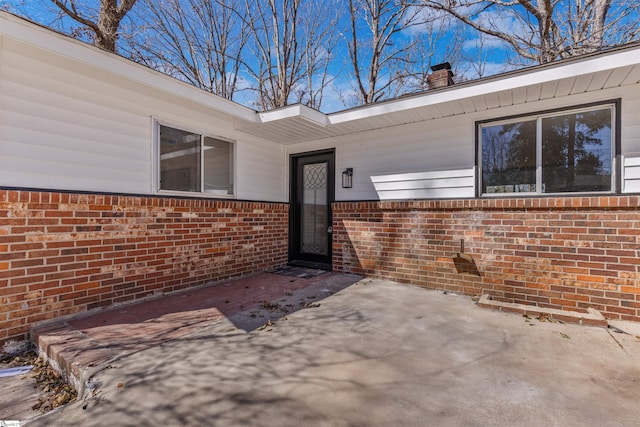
[289, 149, 335, 269]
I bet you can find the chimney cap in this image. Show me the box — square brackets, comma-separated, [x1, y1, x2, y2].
[430, 62, 453, 74]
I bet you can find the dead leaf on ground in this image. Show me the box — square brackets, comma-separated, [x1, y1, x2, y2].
[257, 320, 273, 331]
[28, 356, 77, 412]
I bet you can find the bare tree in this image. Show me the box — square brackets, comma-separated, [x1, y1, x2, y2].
[0, 1, 28, 14]
[422, 0, 640, 64]
[566, 0, 640, 55]
[238, 0, 338, 110]
[345, 0, 426, 105]
[295, 0, 340, 110]
[49, 0, 138, 52]
[135, 0, 249, 101]
[239, 0, 303, 109]
[462, 31, 496, 78]
[393, 13, 467, 94]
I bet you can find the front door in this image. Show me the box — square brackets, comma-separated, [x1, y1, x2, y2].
[290, 150, 334, 269]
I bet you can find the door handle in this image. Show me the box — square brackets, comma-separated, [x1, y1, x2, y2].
[327, 226, 333, 234]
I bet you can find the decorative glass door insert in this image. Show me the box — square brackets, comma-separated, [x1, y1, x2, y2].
[301, 162, 328, 255]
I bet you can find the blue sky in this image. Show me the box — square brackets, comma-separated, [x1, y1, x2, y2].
[3, 1, 636, 113]
[0, 1, 516, 113]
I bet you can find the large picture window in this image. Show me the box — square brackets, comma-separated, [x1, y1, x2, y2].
[479, 103, 615, 195]
[159, 124, 234, 196]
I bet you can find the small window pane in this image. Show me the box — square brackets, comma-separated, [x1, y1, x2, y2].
[542, 108, 612, 193]
[481, 120, 537, 194]
[301, 162, 328, 255]
[160, 126, 201, 192]
[203, 137, 233, 195]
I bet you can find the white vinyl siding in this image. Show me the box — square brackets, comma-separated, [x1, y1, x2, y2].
[1, 41, 150, 193]
[290, 89, 638, 202]
[0, 34, 286, 202]
[622, 95, 640, 193]
[371, 168, 475, 200]
[289, 115, 473, 201]
[623, 155, 640, 192]
[2, 13, 639, 204]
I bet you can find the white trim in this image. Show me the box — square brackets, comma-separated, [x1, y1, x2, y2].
[536, 116, 543, 192]
[151, 117, 159, 194]
[259, 104, 328, 126]
[327, 48, 640, 125]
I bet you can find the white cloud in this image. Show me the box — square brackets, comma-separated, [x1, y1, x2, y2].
[462, 34, 509, 51]
[403, 6, 457, 36]
[471, 8, 528, 40]
[319, 79, 360, 113]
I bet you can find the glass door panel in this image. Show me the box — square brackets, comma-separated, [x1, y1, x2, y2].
[301, 162, 328, 255]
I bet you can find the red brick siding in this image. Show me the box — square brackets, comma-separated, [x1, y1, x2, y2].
[333, 196, 640, 322]
[0, 190, 288, 344]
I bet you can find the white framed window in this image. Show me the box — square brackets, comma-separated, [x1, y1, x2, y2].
[157, 123, 234, 196]
[478, 102, 616, 196]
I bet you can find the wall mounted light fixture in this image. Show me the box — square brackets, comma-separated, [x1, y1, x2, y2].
[342, 168, 353, 188]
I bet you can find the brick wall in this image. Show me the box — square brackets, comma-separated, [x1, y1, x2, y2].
[0, 189, 289, 345]
[333, 196, 640, 322]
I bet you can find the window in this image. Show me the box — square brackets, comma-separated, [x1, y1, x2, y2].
[479, 103, 615, 195]
[159, 124, 233, 196]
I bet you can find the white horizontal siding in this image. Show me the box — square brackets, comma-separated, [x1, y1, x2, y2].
[623, 158, 640, 193]
[236, 139, 285, 202]
[0, 33, 286, 201]
[290, 115, 476, 201]
[0, 41, 153, 194]
[3, 14, 638, 204]
[291, 86, 637, 201]
[371, 168, 475, 200]
[622, 91, 640, 193]
[623, 163, 640, 193]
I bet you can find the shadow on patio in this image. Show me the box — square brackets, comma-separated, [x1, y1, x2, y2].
[31, 271, 361, 393]
[32, 278, 640, 427]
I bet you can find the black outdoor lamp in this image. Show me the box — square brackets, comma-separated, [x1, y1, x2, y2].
[342, 168, 353, 188]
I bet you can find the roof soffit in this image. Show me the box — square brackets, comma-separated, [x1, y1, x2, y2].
[237, 45, 640, 144]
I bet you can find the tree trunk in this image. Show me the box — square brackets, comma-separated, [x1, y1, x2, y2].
[97, 0, 119, 51]
[50, 0, 138, 53]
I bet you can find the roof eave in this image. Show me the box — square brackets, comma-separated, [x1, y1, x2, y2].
[328, 43, 640, 125]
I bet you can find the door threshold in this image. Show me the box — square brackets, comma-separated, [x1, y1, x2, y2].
[288, 260, 332, 271]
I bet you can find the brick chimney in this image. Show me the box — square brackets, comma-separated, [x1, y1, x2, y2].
[427, 62, 454, 90]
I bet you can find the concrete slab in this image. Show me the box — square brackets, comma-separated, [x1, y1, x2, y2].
[609, 319, 640, 337]
[31, 272, 358, 396]
[0, 363, 40, 422]
[29, 278, 640, 427]
[477, 294, 608, 327]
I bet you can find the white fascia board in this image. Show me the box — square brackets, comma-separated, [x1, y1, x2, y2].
[328, 45, 640, 125]
[258, 104, 328, 127]
[0, 12, 258, 124]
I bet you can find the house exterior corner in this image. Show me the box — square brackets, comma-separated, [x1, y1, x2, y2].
[2, 10, 640, 344]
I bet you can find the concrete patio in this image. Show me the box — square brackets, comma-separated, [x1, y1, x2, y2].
[25, 273, 640, 426]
